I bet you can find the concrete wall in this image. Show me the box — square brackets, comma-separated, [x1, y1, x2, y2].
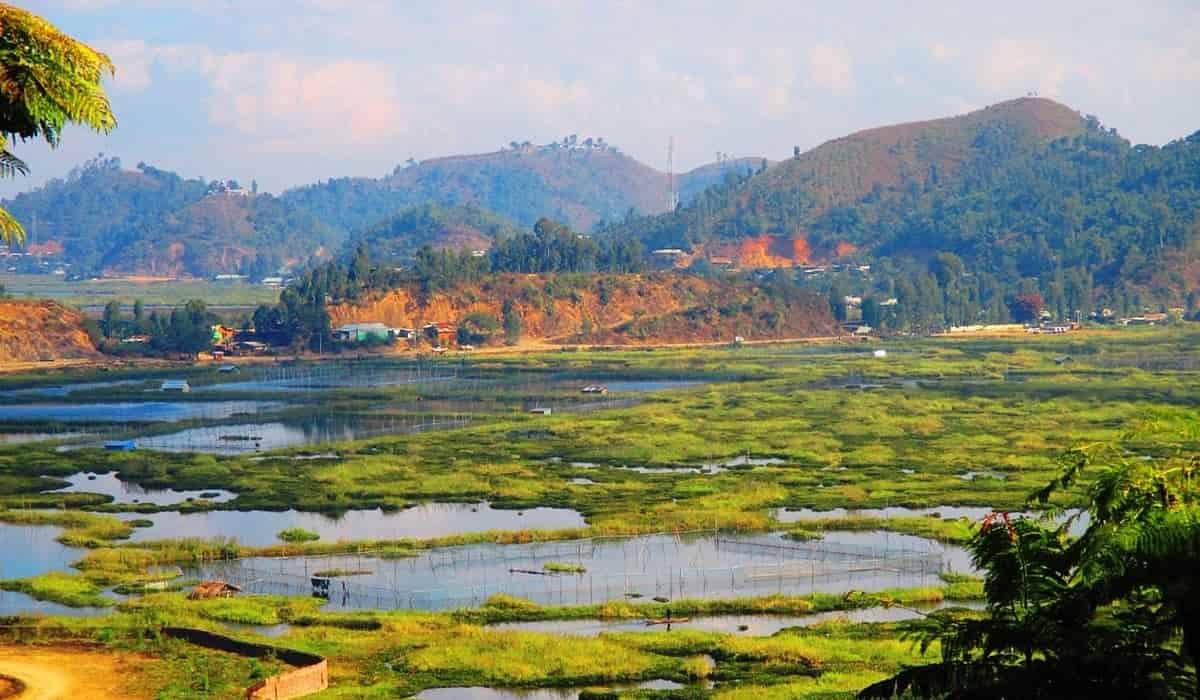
[160, 627, 329, 700]
[246, 659, 329, 700]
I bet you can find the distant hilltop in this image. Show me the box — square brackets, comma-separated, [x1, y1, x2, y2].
[4, 96, 1200, 310]
[2, 148, 763, 278]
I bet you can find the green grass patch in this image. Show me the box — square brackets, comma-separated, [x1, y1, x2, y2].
[276, 527, 319, 543]
[0, 572, 112, 607]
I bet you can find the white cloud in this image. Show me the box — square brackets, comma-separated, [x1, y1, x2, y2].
[723, 47, 801, 117]
[808, 42, 855, 95]
[928, 41, 958, 63]
[972, 38, 1098, 97]
[93, 39, 410, 153]
[431, 63, 593, 118]
[203, 53, 410, 151]
[1137, 44, 1200, 84]
[14, 0, 1200, 194]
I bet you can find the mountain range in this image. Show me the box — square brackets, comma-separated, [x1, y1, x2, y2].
[4, 97, 1199, 310]
[1, 146, 759, 277]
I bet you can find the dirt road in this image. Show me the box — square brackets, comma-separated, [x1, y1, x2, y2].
[0, 646, 145, 699]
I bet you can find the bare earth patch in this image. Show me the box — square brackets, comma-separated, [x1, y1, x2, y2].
[0, 645, 147, 699]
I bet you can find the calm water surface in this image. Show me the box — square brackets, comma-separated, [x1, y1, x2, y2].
[47, 471, 237, 506]
[123, 502, 586, 546]
[0, 400, 279, 423]
[0, 522, 83, 579]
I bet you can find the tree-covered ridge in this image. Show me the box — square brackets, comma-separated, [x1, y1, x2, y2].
[609, 101, 1200, 310]
[834, 128, 1200, 315]
[254, 218, 648, 347]
[607, 97, 1089, 252]
[280, 146, 762, 235]
[123, 189, 344, 279]
[2, 145, 759, 276]
[2, 157, 342, 277]
[4, 157, 207, 272]
[349, 202, 521, 264]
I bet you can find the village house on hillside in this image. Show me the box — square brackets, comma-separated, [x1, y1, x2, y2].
[334, 323, 409, 342]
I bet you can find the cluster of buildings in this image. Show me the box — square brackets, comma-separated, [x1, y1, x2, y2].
[332, 321, 457, 347]
[205, 180, 252, 197]
[1, 247, 68, 275]
[209, 273, 291, 288]
[648, 247, 874, 275]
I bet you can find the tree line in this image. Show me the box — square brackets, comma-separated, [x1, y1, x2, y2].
[94, 298, 217, 354]
[250, 217, 646, 348]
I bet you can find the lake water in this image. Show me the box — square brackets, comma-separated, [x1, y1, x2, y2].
[773, 506, 1090, 537]
[0, 401, 280, 423]
[0, 379, 145, 398]
[774, 506, 997, 522]
[196, 365, 461, 393]
[47, 471, 237, 506]
[0, 522, 85, 580]
[817, 530, 973, 573]
[0, 589, 109, 617]
[415, 680, 695, 700]
[198, 530, 952, 611]
[490, 599, 987, 637]
[127, 414, 469, 454]
[122, 502, 586, 546]
[0, 431, 91, 444]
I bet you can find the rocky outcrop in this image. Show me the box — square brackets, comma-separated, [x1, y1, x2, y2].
[0, 300, 99, 364]
[329, 273, 839, 346]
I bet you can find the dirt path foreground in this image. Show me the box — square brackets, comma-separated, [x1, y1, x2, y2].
[0, 646, 145, 699]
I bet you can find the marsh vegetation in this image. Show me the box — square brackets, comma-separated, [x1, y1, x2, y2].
[0, 327, 1196, 696]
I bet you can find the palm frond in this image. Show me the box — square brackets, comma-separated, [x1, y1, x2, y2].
[0, 205, 25, 244]
[0, 2, 117, 145]
[0, 146, 26, 177]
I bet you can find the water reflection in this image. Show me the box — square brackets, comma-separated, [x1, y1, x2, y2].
[200, 531, 952, 611]
[123, 503, 586, 546]
[128, 415, 469, 454]
[47, 471, 236, 506]
[0, 401, 279, 423]
[490, 600, 987, 637]
[0, 522, 84, 579]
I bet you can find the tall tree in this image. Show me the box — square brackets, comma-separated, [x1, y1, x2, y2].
[0, 3, 116, 243]
[101, 299, 121, 338]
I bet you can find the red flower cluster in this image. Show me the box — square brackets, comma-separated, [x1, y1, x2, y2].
[981, 511, 1018, 543]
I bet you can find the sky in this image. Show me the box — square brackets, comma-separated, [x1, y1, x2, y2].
[5, 0, 1200, 197]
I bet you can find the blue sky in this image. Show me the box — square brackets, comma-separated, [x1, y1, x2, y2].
[5, 1, 1200, 196]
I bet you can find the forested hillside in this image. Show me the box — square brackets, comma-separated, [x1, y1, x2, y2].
[614, 98, 1089, 252]
[2, 157, 341, 277]
[608, 98, 1200, 310]
[326, 272, 836, 347]
[845, 128, 1200, 315]
[2, 147, 758, 277]
[280, 145, 761, 234]
[349, 203, 521, 263]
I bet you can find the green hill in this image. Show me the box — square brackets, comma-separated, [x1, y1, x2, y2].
[617, 97, 1091, 252]
[350, 203, 521, 263]
[606, 98, 1200, 310]
[279, 145, 762, 234]
[2, 157, 341, 278]
[3, 147, 761, 277]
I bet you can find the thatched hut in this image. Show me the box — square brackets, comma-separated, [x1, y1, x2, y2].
[188, 580, 242, 600]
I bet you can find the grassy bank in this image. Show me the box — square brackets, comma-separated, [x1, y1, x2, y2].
[2, 587, 983, 698]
